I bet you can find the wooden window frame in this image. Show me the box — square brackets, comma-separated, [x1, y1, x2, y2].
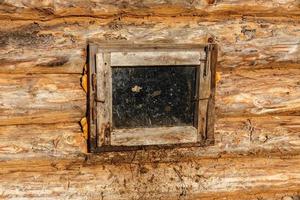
[88, 43, 217, 153]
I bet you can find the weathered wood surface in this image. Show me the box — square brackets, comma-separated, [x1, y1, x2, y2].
[0, 74, 86, 125]
[0, 156, 299, 200]
[1, 116, 299, 162]
[0, 0, 299, 199]
[110, 51, 203, 66]
[111, 126, 198, 146]
[0, 68, 298, 126]
[96, 53, 112, 146]
[0, 17, 299, 74]
[1, 0, 300, 20]
[0, 123, 86, 161]
[217, 68, 300, 117]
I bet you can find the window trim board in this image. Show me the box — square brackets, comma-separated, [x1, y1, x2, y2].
[88, 43, 217, 153]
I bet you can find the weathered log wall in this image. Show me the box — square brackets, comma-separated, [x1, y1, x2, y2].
[0, 0, 299, 199]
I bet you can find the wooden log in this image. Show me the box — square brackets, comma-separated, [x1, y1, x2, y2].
[0, 116, 299, 162]
[0, 67, 298, 126]
[216, 68, 300, 116]
[0, 20, 86, 74]
[82, 115, 300, 163]
[0, 17, 299, 73]
[0, 74, 86, 125]
[0, 1, 298, 199]
[0, 52, 84, 74]
[0, 0, 299, 20]
[0, 156, 299, 199]
[0, 123, 86, 161]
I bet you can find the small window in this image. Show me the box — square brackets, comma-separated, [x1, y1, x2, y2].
[88, 43, 217, 152]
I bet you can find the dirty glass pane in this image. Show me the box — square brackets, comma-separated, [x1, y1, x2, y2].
[112, 66, 197, 128]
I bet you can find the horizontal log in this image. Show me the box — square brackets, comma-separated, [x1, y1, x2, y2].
[0, 17, 299, 73]
[0, 0, 299, 20]
[216, 68, 300, 116]
[89, 115, 300, 163]
[0, 74, 86, 125]
[0, 123, 86, 160]
[0, 20, 86, 74]
[0, 156, 299, 199]
[1, 116, 299, 162]
[0, 67, 298, 125]
[0, 51, 84, 74]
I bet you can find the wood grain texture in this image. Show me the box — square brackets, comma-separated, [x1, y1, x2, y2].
[0, 1, 299, 199]
[0, 16, 299, 73]
[0, 156, 299, 200]
[96, 53, 112, 146]
[111, 126, 198, 146]
[0, 0, 299, 20]
[0, 123, 86, 161]
[216, 68, 300, 116]
[1, 116, 299, 162]
[0, 74, 86, 125]
[110, 51, 202, 66]
[1, 68, 298, 126]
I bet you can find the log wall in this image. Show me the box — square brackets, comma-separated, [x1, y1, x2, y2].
[0, 0, 299, 199]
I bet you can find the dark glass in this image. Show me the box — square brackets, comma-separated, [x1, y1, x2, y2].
[112, 66, 197, 128]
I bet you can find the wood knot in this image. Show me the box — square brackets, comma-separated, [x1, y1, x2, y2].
[139, 166, 149, 174]
[208, 37, 214, 43]
[206, 0, 216, 5]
